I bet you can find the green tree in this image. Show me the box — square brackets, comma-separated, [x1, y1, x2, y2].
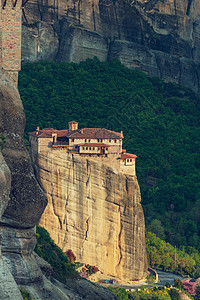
[148, 219, 166, 240]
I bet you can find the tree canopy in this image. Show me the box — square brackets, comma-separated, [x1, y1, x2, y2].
[19, 58, 200, 253]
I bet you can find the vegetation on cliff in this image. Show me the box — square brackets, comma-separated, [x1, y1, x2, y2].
[19, 58, 200, 253]
[108, 286, 190, 300]
[35, 226, 78, 282]
[146, 232, 200, 278]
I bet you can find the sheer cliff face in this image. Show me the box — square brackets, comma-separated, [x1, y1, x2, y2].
[22, 0, 200, 96]
[0, 73, 118, 300]
[36, 151, 148, 281]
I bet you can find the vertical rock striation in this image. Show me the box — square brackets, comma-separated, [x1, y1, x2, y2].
[36, 151, 148, 281]
[0, 69, 118, 300]
[21, 0, 200, 96]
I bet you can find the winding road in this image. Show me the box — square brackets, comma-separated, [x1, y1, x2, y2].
[110, 270, 187, 291]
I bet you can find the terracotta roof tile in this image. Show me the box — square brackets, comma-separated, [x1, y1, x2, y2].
[69, 120, 78, 124]
[29, 129, 69, 138]
[29, 127, 123, 140]
[67, 128, 122, 139]
[120, 153, 137, 159]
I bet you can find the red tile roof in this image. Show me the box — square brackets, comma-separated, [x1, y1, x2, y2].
[29, 129, 69, 138]
[69, 120, 78, 124]
[29, 127, 123, 140]
[68, 128, 123, 139]
[120, 153, 137, 159]
[78, 143, 110, 147]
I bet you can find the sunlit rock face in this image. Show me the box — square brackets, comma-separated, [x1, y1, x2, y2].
[0, 73, 124, 299]
[22, 0, 200, 96]
[35, 151, 148, 281]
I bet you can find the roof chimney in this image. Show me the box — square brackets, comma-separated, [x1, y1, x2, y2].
[121, 131, 124, 138]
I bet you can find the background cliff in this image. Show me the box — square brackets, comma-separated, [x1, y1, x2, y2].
[36, 151, 148, 281]
[22, 0, 200, 96]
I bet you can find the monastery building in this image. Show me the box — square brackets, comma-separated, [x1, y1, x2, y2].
[29, 121, 137, 176]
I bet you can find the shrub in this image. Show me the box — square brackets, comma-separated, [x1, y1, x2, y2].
[107, 287, 129, 300]
[35, 226, 79, 283]
[169, 289, 181, 300]
[20, 288, 35, 300]
[174, 279, 183, 289]
[65, 249, 76, 263]
[165, 282, 171, 288]
[182, 281, 196, 295]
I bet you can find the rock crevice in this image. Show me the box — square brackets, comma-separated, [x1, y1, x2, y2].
[35, 151, 148, 281]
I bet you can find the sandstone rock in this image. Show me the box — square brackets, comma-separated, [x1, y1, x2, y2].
[0, 72, 47, 228]
[0, 260, 23, 300]
[0, 72, 123, 300]
[22, 22, 59, 64]
[22, 0, 200, 96]
[36, 151, 148, 281]
[108, 40, 200, 95]
[64, 278, 118, 300]
[0, 140, 22, 300]
[0, 152, 11, 220]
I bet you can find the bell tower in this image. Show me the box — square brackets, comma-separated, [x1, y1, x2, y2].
[0, 0, 28, 85]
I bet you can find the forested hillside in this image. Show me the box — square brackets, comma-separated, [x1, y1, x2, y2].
[19, 58, 200, 253]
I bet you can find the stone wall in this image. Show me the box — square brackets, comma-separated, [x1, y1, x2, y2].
[1, 0, 22, 84]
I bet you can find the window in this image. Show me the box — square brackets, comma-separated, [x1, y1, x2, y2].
[93, 147, 95, 150]
[101, 139, 103, 142]
[83, 147, 85, 150]
[106, 147, 108, 151]
[109, 139, 111, 143]
[89, 147, 91, 150]
[97, 139, 100, 142]
[86, 147, 88, 150]
[114, 140, 117, 143]
[89, 139, 90, 142]
[130, 159, 132, 162]
[85, 139, 87, 142]
[127, 159, 129, 162]
[72, 138, 74, 142]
